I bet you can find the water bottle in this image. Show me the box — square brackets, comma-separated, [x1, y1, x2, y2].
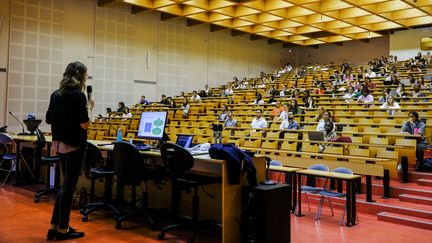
[116, 128, 122, 142]
[128, 136, 133, 144]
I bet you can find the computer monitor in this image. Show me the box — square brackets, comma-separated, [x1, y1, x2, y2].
[137, 111, 168, 140]
[176, 134, 194, 148]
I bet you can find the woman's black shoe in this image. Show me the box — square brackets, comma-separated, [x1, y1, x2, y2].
[55, 227, 84, 241]
[47, 229, 57, 240]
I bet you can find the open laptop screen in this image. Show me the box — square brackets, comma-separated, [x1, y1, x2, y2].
[176, 135, 194, 148]
[308, 131, 324, 141]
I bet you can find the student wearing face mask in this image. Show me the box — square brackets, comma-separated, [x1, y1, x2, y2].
[279, 111, 299, 130]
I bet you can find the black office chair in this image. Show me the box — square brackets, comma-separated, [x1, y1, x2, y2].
[112, 141, 154, 229]
[158, 143, 221, 243]
[34, 129, 61, 202]
[80, 142, 120, 222]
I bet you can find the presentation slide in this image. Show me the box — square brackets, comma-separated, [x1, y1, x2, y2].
[137, 111, 167, 140]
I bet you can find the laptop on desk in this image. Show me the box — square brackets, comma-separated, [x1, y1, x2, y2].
[176, 134, 194, 148]
[176, 134, 209, 155]
[308, 131, 325, 142]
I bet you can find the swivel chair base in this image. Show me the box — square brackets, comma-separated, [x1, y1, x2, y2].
[80, 202, 121, 222]
[157, 219, 219, 243]
[34, 187, 60, 203]
[113, 190, 155, 230]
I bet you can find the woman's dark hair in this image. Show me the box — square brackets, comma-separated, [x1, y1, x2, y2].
[256, 93, 262, 101]
[59, 61, 87, 95]
[118, 101, 125, 109]
[324, 121, 334, 131]
[409, 111, 419, 120]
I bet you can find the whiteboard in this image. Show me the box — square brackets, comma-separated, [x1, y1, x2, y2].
[133, 80, 157, 104]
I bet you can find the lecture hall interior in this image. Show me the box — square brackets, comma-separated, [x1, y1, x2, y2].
[1, 0, 432, 242]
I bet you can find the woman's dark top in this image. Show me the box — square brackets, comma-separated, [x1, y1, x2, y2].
[46, 89, 89, 147]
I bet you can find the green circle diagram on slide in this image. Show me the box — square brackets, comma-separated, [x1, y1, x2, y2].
[154, 118, 163, 126]
[152, 127, 162, 135]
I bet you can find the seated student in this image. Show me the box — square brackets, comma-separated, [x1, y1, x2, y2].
[303, 96, 316, 109]
[279, 85, 288, 98]
[267, 94, 277, 104]
[289, 99, 301, 114]
[365, 68, 376, 78]
[279, 111, 299, 130]
[189, 90, 201, 102]
[316, 110, 334, 132]
[138, 95, 149, 105]
[392, 83, 408, 100]
[378, 88, 391, 103]
[342, 68, 353, 81]
[224, 111, 237, 128]
[224, 85, 234, 96]
[412, 83, 425, 98]
[218, 104, 229, 121]
[343, 86, 356, 102]
[167, 96, 176, 108]
[251, 93, 265, 105]
[313, 82, 326, 94]
[356, 86, 374, 108]
[121, 107, 132, 119]
[117, 101, 126, 113]
[203, 84, 211, 97]
[251, 109, 267, 131]
[278, 104, 289, 120]
[319, 122, 337, 153]
[364, 77, 377, 89]
[312, 106, 325, 122]
[380, 95, 400, 115]
[180, 98, 190, 118]
[268, 85, 278, 97]
[402, 111, 427, 170]
[418, 76, 430, 89]
[291, 89, 301, 99]
[271, 101, 284, 118]
[160, 94, 170, 105]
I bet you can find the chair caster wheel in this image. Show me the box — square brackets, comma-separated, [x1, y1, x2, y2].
[157, 232, 165, 240]
[82, 216, 88, 222]
[34, 198, 39, 203]
[115, 223, 122, 229]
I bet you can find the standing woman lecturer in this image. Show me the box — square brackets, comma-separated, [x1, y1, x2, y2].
[45, 62, 89, 240]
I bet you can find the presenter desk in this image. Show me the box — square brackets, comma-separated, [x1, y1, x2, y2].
[9, 134, 266, 243]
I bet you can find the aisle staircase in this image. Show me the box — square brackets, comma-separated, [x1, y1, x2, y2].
[375, 169, 432, 230]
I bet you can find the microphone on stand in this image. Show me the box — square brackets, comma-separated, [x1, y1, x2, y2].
[86, 85, 93, 100]
[8, 111, 27, 135]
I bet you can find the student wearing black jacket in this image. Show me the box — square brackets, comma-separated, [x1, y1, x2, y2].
[45, 62, 89, 240]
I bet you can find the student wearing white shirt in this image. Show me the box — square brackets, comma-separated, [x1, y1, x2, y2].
[380, 95, 400, 115]
[279, 86, 288, 97]
[189, 90, 201, 102]
[365, 69, 376, 78]
[251, 109, 267, 130]
[121, 107, 132, 119]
